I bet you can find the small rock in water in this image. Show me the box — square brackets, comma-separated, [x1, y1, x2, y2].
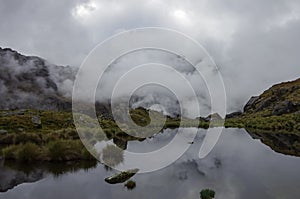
[104, 169, 139, 184]
[124, 180, 136, 190]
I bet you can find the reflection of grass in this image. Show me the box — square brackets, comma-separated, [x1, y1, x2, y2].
[3, 160, 97, 177]
[200, 189, 215, 199]
[16, 143, 45, 162]
[125, 180, 136, 190]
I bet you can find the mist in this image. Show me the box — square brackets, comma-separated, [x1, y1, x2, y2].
[0, 47, 76, 110]
[0, 0, 300, 116]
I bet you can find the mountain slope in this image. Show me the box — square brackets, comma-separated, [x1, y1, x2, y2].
[244, 78, 300, 116]
[0, 47, 75, 110]
[225, 78, 300, 132]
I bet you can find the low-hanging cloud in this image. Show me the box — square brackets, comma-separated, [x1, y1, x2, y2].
[0, 0, 300, 114]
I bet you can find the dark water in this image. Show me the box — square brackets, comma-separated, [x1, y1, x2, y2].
[1, 128, 300, 199]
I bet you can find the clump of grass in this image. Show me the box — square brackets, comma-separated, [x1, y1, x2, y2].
[81, 147, 96, 160]
[14, 132, 44, 145]
[2, 145, 19, 159]
[44, 132, 60, 142]
[2, 143, 45, 162]
[16, 143, 45, 162]
[164, 120, 181, 128]
[2, 140, 95, 162]
[47, 140, 93, 161]
[124, 180, 136, 190]
[199, 122, 209, 129]
[200, 189, 215, 199]
[0, 134, 15, 144]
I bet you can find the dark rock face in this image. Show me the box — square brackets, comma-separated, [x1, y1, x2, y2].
[243, 78, 300, 115]
[225, 111, 242, 119]
[0, 47, 75, 111]
[95, 101, 113, 119]
[244, 96, 259, 112]
[272, 100, 300, 115]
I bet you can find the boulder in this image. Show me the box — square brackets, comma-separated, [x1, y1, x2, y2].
[31, 115, 42, 128]
[225, 111, 242, 119]
[272, 100, 299, 115]
[104, 169, 139, 184]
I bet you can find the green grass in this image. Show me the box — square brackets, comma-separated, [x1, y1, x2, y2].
[2, 140, 95, 162]
[1, 108, 299, 162]
[226, 112, 300, 133]
[200, 189, 215, 199]
[2, 143, 46, 162]
[0, 109, 74, 134]
[125, 180, 136, 190]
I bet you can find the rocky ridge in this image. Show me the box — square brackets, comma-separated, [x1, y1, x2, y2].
[0, 47, 75, 111]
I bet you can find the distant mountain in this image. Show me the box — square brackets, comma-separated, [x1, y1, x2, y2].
[244, 78, 300, 116]
[0, 47, 76, 110]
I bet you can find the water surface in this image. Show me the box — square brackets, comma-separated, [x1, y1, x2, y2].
[1, 128, 300, 199]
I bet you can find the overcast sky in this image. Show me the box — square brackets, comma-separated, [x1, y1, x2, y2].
[0, 0, 300, 111]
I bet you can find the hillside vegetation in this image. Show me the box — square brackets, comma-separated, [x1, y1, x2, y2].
[226, 78, 300, 132]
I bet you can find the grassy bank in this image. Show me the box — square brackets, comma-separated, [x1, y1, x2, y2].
[0, 108, 299, 162]
[225, 112, 300, 133]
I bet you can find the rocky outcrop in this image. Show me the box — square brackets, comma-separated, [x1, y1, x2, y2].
[104, 169, 139, 184]
[244, 96, 259, 112]
[272, 100, 299, 115]
[0, 47, 75, 111]
[225, 111, 242, 119]
[243, 78, 300, 115]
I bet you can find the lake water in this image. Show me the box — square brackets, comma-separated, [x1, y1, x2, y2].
[1, 128, 300, 199]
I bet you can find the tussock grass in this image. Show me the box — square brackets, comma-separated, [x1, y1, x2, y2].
[2, 140, 95, 162]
